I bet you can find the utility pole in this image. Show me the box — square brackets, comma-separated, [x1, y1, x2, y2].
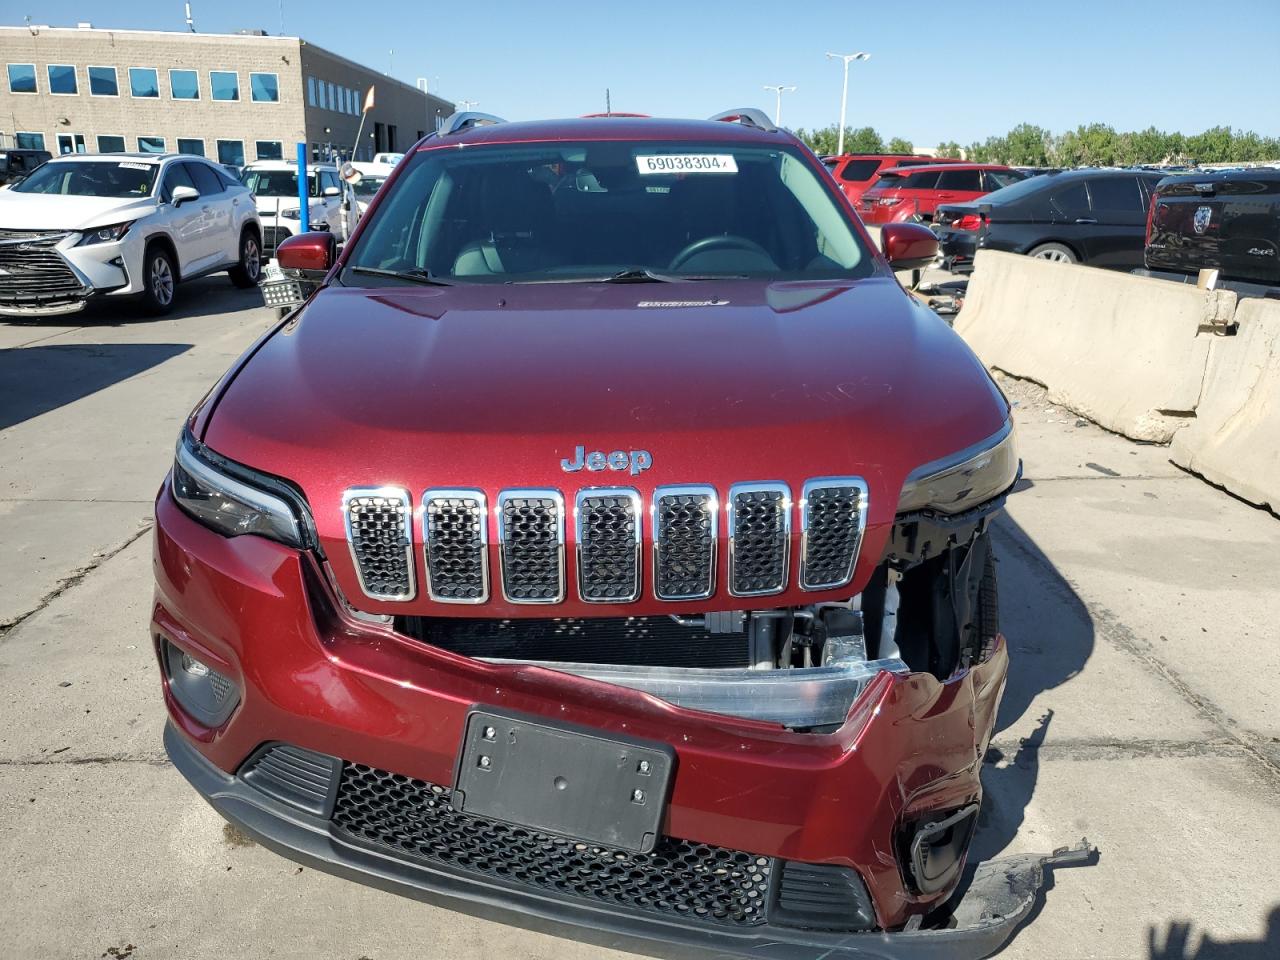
[825, 51, 870, 155]
[458, 99, 479, 111]
[762, 84, 797, 128]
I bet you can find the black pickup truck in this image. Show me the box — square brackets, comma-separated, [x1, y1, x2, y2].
[1144, 168, 1280, 289]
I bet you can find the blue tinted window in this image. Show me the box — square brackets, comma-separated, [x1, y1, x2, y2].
[255, 140, 283, 161]
[217, 140, 245, 167]
[48, 64, 78, 95]
[129, 68, 159, 98]
[137, 136, 166, 153]
[250, 73, 278, 102]
[8, 63, 37, 93]
[88, 66, 118, 96]
[16, 132, 44, 150]
[97, 135, 126, 152]
[177, 139, 205, 157]
[210, 71, 239, 101]
[170, 69, 199, 100]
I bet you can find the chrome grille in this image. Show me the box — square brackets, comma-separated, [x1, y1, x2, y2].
[575, 489, 641, 602]
[423, 490, 488, 603]
[343, 487, 415, 601]
[0, 231, 83, 305]
[800, 478, 868, 591]
[653, 486, 717, 601]
[497, 491, 565, 603]
[727, 483, 790, 597]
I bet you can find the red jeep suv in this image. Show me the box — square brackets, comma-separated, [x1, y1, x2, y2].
[861, 163, 1025, 224]
[822, 153, 963, 205]
[155, 109, 1070, 959]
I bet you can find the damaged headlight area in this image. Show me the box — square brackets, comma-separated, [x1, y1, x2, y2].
[898, 419, 1019, 515]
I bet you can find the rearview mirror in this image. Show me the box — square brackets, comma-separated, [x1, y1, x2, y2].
[170, 184, 199, 207]
[276, 231, 336, 273]
[880, 222, 938, 272]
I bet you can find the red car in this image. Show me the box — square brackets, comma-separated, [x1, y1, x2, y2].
[861, 163, 1025, 224]
[822, 153, 963, 205]
[156, 109, 1076, 959]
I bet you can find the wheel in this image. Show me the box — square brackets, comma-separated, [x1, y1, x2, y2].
[1028, 242, 1077, 264]
[229, 230, 262, 288]
[141, 245, 177, 315]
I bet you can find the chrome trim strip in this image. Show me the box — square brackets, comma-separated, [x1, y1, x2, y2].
[574, 487, 642, 604]
[799, 476, 869, 591]
[341, 486, 416, 602]
[651, 484, 718, 602]
[496, 488, 566, 604]
[726, 481, 791, 598]
[422, 488, 489, 605]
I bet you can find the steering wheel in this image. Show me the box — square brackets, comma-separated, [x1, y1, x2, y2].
[669, 234, 773, 272]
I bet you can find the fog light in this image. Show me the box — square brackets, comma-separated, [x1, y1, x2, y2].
[180, 651, 210, 677]
[162, 638, 239, 727]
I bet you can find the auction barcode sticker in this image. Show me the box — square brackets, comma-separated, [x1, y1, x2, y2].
[119, 162, 153, 171]
[635, 154, 738, 174]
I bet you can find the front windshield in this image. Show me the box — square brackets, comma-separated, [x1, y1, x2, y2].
[345, 140, 872, 283]
[14, 160, 156, 198]
[242, 169, 320, 198]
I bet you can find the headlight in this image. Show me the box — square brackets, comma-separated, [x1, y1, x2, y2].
[77, 221, 134, 245]
[171, 432, 306, 547]
[279, 208, 301, 220]
[898, 421, 1019, 515]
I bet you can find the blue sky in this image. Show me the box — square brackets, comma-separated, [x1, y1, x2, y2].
[14, 0, 1279, 144]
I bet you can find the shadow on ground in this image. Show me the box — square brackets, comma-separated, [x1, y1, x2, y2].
[1149, 909, 1280, 959]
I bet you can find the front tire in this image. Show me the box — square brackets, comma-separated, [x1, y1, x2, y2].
[141, 245, 177, 315]
[1028, 242, 1077, 264]
[229, 230, 262, 288]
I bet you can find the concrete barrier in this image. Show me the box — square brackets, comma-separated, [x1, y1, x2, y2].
[954, 251, 1236, 442]
[1170, 298, 1280, 512]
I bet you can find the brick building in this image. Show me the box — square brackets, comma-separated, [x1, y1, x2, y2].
[0, 23, 454, 165]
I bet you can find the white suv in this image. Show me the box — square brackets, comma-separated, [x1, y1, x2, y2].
[0, 153, 262, 317]
[240, 160, 357, 254]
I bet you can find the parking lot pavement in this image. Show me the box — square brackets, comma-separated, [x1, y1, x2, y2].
[2, 300, 1278, 958]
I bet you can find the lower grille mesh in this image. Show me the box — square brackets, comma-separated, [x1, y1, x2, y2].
[332, 762, 772, 926]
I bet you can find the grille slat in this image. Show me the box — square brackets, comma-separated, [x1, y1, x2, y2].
[576, 489, 641, 603]
[333, 762, 772, 926]
[653, 486, 717, 601]
[240, 743, 342, 817]
[497, 490, 565, 604]
[424, 490, 489, 603]
[0, 235, 84, 304]
[800, 478, 868, 591]
[727, 483, 790, 597]
[343, 487, 415, 601]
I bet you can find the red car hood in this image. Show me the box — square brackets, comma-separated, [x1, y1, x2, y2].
[202, 277, 1007, 616]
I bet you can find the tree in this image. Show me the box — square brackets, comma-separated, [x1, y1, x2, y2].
[886, 136, 914, 154]
[935, 140, 963, 159]
[1002, 123, 1051, 166]
[845, 126, 885, 154]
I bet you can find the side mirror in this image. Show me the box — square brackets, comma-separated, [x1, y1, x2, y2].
[322, 185, 341, 198]
[880, 222, 938, 271]
[171, 184, 199, 207]
[276, 231, 336, 273]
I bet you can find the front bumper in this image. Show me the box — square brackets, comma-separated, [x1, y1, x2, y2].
[153, 486, 1051, 955]
[0, 230, 138, 316]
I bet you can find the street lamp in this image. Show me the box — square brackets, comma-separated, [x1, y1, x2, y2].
[458, 98, 479, 111]
[825, 51, 870, 156]
[762, 84, 797, 128]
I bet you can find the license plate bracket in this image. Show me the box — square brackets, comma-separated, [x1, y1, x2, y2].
[452, 709, 674, 853]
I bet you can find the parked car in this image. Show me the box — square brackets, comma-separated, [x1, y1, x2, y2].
[0, 152, 261, 316]
[240, 159, 356, 254]
[822, 153, 963, 204]
[371, 151, 405, 168]
[155, 109, 1071, 960]
[1144, 167, 1280, 289]
[935, 168, 1165, 272]
[349, 171, 387, 217]
[0, 147, 52, 187]
[861, 163, 1026, 224]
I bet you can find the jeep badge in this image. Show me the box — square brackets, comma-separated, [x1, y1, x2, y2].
[561, 445, 652, 476]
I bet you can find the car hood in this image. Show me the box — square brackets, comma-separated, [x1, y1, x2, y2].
[202, 276, 1009, 614]
[0, 191, 157, 231]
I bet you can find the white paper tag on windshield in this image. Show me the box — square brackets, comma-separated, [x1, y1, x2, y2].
[635, 154, 738, 175]
[119, 161, 152, 171]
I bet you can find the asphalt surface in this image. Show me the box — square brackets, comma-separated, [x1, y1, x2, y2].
[2, 282, 1278, 960]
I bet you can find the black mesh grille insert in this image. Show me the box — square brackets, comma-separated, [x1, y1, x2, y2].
[398, 615, 749, 668]
[499, 494, 563, 602]
[332, 762, 772, 926]
[654, 490, 715, 600]
[425, 493, 487, 602]
[577, 493, 640, 602]
[801, 484, 864, 590]
[345, 490, 414, 599]
[730, 488, 789, 596]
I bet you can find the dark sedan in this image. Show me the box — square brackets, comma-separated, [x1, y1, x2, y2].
[935, 169, 1165, 272]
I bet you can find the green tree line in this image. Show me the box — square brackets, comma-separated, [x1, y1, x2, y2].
[795, 122, 1280, 166]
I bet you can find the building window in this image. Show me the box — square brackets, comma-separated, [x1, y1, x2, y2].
[7, 63, 37, 93]
[217, 140, 245, 167]
[254, 140, 284, 161]
[57, 134, 87, 154]
[137, 136, 166, 153]
[306, 76, 316, 106]
[327, 81, 336, 111]
[210, 71, 240, 102]
[129, 67, 160, 98]
[250, 72, 279, 102]
[169, 69, 199, 100]
[97, 135, 126, 152]
[47, 64, 78, 95]
[16, 132, 45, 150]
[177, 138, 205, 156]
[88, 66, 119, 96]
[347, 88, 356, 114]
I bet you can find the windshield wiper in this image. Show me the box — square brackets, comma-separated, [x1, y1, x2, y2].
[601, 268, 748, 283]
[349, 266, 454, 287]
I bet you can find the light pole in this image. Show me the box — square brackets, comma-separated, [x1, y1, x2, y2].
[762, 84, 797, 127]
[825, 51, 870, 155]
[458, 98, 479, 111]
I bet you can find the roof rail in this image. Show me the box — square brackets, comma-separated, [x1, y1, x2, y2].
[709, 108, 779, 134]
[439, 111, 507, 136]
